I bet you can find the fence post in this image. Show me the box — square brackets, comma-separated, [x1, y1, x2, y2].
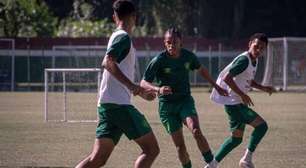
[63, 72, 67, 122]
[44, 69, 48, 122]
[11, 40, 15, 91]
[283, 37, 288, 91]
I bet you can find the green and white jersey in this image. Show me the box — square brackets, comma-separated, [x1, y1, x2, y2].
[98, 29, 135, 105]
[210, 51, 257, 105]
[143, 48, 201, 102]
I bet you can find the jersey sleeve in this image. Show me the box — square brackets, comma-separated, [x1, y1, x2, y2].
[189, 51, 201, 70]
[229, 56, 249, 77]
[143, 56, 160, 82]
[106, 34, 131, 63]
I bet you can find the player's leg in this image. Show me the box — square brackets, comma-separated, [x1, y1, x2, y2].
[122, 105, 159, 168]
[134, 131, 160, 168]
[76, 104, 122, 168]
[214, 104, 246, 164]
[247, 115, 268, 153]
[75, 138, 115, 168]
[239, 106, 268, 168]
[180, 97, 214, 165]
[184, 116, 214, 164]
[214, 127, 244, 162]
[171, 128, 192, 168]
[159, 101, 191, 168]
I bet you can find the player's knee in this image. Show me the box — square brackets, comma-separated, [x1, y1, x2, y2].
[89, 155, 107, 167]
[257, 122, 268, 135]
[175, 143, 187, 154]
[144, 143, 160, 159]
[230, 136, 243, 147]
[151, 144, 160, 158]
[263, 122, 268, 130]
[99, 160, 107, 167]
[191, 127, 202, 139]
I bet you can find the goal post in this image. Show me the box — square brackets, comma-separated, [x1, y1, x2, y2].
[262, 37, 306, 91]
[44, 68, 102, 122]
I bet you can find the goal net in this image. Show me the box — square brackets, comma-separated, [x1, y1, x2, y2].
[44, 68, 102, 122]
[262, 37, 306, 91]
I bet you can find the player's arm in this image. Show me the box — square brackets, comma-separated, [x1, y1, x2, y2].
[102, 55, 140, 94]
[223, 73, 253, 106]
[102, 55, 155, 100]
[250, 80, 276, 95]
[102, 34, 155, 100]
[190, 51, 227, 96]
[140, 56, 172, 95]
[140, 79, 159, 93]
[224, 56, 254, 106]
[140, 79, 172, 95]
[102, 34, 140, 93]
[198, 66, 228, 96]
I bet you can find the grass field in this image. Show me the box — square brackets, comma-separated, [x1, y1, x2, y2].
[0, 89, 306, 168]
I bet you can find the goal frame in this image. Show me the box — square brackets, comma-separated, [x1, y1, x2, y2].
[262, 37, 306, 91]
[44, 68, 102, 122]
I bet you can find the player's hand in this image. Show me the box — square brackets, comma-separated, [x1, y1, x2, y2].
[130, 84, 142, 96]
[139, 88, 157, 101]
[215, 85, 228, 96]
[158, 86, 172, 95]
[263, 86, 276, 95]
[240, 94, 254, 106]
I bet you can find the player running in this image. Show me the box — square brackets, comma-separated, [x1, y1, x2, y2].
[76, 1, 159, 167]
[209, 33, 276, 168]
[141, 27, 228, 168]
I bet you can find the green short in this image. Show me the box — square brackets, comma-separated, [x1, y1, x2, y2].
[96, 103, 152, 144]
[224, 104, 259, 131]
[159, 96, 197, 134]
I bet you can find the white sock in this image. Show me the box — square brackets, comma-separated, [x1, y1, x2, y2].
[242, 149, 253, 161]
[211, 159, 218, 165]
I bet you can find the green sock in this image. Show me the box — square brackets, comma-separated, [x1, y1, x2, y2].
[248, 122, 268, 152]
[202, 150, 214, 163]
[182, 161, 192, 168]
[215, 137, 242, 162]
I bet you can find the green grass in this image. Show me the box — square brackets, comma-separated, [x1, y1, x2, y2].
[0, 89, 306, 168]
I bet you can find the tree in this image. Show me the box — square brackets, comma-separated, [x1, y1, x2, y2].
[56, 0, 114, 37]
[0, 0, 57, 37]
[56, 19, 114, 37]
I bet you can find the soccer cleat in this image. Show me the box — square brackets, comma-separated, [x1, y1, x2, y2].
[239, 158, 255, 168]
[204, 159, 219, 168]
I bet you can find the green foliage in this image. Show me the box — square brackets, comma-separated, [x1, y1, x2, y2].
[56, 0, 115, 37]
[150, 0, 194, 36]
[56, 19, 115, 37]
[73, 0, 94, 20]
[1, 0, 305, 38]
[0, 0, 57, 37]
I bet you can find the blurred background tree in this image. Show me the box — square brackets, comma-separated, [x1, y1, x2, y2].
[1, 0, 306, 39]
[55, 0, 114, 37]
[0, 0, 57, 37]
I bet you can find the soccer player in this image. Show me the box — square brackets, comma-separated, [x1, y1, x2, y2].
[75, 1, 159, 168]
[209, 33, 276, 168]
[140, 27, 228, 168]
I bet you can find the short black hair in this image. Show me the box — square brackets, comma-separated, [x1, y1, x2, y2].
[250, 33, 268, 45]
[113, 0, 136, 19]
[165, 27, 182, 39]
